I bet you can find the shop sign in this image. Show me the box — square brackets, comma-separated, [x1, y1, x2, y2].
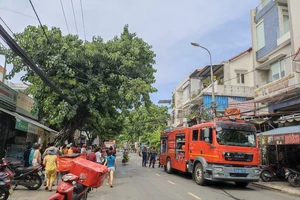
[0, 81, 17, 107]
[28, 123, 39, 135]
[15, 119, 28, 132]
[261, 133, 300, 145]
[16, 92, 34, 114]
[254, 74, 296, 99]
[38, 128, 44, 136]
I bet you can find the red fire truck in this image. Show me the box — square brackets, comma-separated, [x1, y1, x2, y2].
[160, 120, 260, 187]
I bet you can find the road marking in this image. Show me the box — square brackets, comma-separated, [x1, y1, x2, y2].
[167, 181, 175, 185]
[156, 174, 160, 176]
[188, 192, 201, 200]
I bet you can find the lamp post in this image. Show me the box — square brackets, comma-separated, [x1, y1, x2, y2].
[191, 42, 216, 121]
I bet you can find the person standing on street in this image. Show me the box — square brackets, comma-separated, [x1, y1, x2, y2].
[105, 150, 116, 188]
[24, 145, 31, 167]
[149, 147, 157, 168]
[141, 145, 147, 167]
[95, 148, 102, 164]
[43, 147, 57, 192]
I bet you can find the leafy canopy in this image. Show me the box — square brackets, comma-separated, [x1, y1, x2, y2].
[5, 25, 157, 141]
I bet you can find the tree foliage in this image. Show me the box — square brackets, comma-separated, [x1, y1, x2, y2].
[119, 104, 170, 149]
[4, 25, 157, 142]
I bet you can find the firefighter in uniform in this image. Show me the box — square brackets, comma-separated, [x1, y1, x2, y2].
[149, 147, 157, 168]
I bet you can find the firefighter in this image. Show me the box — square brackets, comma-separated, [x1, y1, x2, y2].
[149, 147, 157, 168]
[141, 145, 147, 167]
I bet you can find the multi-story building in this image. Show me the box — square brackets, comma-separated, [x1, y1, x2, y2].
[251, 0, 300, 118]
[171, 48, 256, 127]
[171, 73, 202, 127]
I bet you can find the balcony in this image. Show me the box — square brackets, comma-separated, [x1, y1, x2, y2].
[201, 83, 254, 98]
[277, 20, 291, 46]
[176, 98, 183, 108]
[255, 0, 271, 13]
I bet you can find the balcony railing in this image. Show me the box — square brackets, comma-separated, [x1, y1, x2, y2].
[255, 0, 271, 13]
[278, 20, 290, 38]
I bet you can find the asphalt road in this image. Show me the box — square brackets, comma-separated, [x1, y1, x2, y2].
[88, 153, 298, 200]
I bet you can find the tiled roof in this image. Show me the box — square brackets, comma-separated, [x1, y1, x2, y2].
[229, 47, 252, 61]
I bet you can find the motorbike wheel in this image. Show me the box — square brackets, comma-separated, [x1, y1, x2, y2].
[26, 174, 42, 190]
[260, 170, 271, 182]
[288, 173, 300, 187]
[0, 189, 9, 200]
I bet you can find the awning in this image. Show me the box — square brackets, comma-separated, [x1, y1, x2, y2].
[14, 113, 58, 133]
[261, 125, 300, 136]
[0, 107, 58, 134]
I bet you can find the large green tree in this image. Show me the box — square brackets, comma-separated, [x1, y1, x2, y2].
[5, 25, 157, 142]
[119, 104, 170, 149]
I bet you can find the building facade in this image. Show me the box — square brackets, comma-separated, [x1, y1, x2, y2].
[251, 0, 300, 118]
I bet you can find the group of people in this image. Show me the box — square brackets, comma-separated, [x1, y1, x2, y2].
[23, 142, 117, 191]
[140, 146, 159, 168]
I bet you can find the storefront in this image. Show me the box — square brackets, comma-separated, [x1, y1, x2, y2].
[0, 81, 17, 158]
[260, 125, 300, 168]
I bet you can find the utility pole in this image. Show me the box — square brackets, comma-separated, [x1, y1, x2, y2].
[191, 42, 216, 121]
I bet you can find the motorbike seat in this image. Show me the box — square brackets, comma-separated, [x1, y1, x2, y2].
[15, 166, 37, 173]
[74, 182, 86, 194]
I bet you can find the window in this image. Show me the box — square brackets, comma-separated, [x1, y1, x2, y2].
[237, 73, 245, 84]
[200, 129, 205, 141]
[256, 20, 265, 50]
[270, 60, 286, 82]
[192, 130, 198, 141]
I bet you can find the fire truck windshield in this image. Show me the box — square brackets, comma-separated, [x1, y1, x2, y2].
[216, 129, 256, 147]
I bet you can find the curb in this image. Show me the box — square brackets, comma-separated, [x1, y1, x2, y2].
[250, 182, 300, 196]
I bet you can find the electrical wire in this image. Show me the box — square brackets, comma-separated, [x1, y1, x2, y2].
[28, 0, 50, 44]
[79, 0, 86, 40]
[0, 6, 36, 19]
[59, 0, 70, 34]
[70, 0, 78, 35]
[0, 17, 14, 36]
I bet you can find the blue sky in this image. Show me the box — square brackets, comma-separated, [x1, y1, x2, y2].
[0, 0, 260, 104]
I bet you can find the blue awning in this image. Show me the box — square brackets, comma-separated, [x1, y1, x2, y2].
[260, 125, 300, 136]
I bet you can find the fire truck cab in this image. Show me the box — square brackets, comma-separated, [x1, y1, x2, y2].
[160, 120, 260, 187]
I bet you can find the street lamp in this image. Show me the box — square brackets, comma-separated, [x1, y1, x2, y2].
[191, 42, 216, 120]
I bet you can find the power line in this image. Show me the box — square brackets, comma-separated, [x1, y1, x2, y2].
[0, 17, 14, 36]
[70, 0, 78, 35]
[59, 0, 70, 34]
[79, 0, 86, 40]
[28, 0, 50, 44]
[0, 6, 36, 19]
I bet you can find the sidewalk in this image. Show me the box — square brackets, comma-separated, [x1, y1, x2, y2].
[8, 186, 55, 200]
[251, 181, 300, 196]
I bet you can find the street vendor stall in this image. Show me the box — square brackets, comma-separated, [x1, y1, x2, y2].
[260, 125, 300, 168]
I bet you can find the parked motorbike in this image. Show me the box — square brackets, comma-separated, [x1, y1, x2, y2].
[47, 173, 90, 200]
[285, 167, 300, 187]
[259, 162, 287, 182]
[0, 172, 13, 200]
[0, 158, 43, 190]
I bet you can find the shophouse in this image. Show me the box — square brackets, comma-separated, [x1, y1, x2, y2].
[251, 0, 300, 167]
[188, 48, 255, 122]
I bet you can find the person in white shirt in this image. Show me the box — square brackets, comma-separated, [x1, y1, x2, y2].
[95, 148, 102, 164]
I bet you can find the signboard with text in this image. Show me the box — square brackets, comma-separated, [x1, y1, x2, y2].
[16, 91, 34, 114]
[0, 81, 17, 109]
[254, 73, 299, 101]
[261, 133, 300, 145]
[15, 119, 29, 132]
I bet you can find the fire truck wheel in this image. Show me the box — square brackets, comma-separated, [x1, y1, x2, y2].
[166, 158, 174, 174]
[194, 163, 207, 186]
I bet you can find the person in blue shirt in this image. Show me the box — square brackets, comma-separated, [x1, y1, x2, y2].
[106, 150, 116, 188]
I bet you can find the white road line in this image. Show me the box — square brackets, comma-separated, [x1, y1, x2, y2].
[156, 174, 160, 176]
[188, 192, 201, 200]
[167, 181, 175, 185]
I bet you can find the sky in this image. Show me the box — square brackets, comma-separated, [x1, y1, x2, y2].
[0, 0, 260, 105]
